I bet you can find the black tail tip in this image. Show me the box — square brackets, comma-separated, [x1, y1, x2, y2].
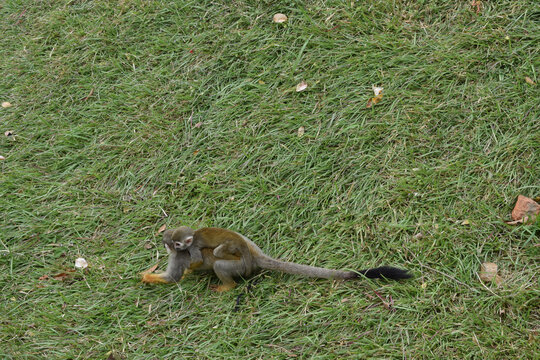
[357, 266, 412, 280]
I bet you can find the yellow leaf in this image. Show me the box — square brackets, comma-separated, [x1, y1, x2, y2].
[366, 94, 383, 108]
[525, 76, 535, 85]
[1, 102, 12, 108]
[297, 126, 305, 137]
[461, 219, 470, 225]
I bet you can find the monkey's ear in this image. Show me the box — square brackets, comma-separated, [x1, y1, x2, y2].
[185, 236, 193, 246]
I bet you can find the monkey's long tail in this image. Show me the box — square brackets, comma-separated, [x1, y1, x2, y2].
[256, 256, 411, 280]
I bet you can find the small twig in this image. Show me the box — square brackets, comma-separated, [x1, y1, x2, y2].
[474, 272, 501, 298]
[15, 9, 27, 25]
[418, 263, 480, 293]
[81, 88, 94, 101]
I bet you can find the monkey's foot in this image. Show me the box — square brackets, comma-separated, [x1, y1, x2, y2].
[141, 273, 171, 284]
[189, 261, 204, 270]
[211, 284, 236, 292]
[180, 269, 193, 280]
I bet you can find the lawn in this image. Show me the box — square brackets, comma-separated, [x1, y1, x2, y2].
[1, 0, 538, 358]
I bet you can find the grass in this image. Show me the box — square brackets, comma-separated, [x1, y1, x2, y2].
[1, 0, 538, 358]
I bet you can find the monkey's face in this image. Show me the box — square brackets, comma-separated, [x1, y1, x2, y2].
[162, 227, 194, 252]
[172, 235, 192, 250]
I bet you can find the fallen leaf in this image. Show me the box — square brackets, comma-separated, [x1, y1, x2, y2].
[509, 195, 540, 224]
[1, 102, 12, 108]
[258, 80, 265, 84]
[4, 131, 13, 137]
[296, 81, 308, 92]
[366, 94, 383, 108]
[194, 122, 202, 128]
[461, 219, 471, 225]
[479, 262, 500, 284]
[525, 77, 535, 85]
[193, 150, 199, 155]
[75, 257, 88, 269]
[53, 272, 70, 281]
[421, 282, 427, 289]
[273, 13, 288, 23]
[141, 263, 159, 275]
[413, 233, 424, 239]
[297, 126, 305, 137]
[372, 85, 383, 96]
[144, 243, 153, 250]
[156, 224, 167, 235]
[38, 275, 49, 281]
[471, 0, 482, 13]
[0, 155, 5, 160]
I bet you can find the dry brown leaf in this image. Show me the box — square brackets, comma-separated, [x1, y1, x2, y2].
[144, 243, 153, 250]
[479, 262, 498, 283]
[38, 274, 49, 281]
[1, 102, 12, 108]
[194, 122, 202, 128]
[297, 126, 305, 137]
[141, 263, 159, 275]
[296, 81, 308, 92]
[53, 272, 70, 281]
[156, 224, 167, 235]
[372, 85, 383, 96]
[273, 13, 288, 23]
[193, 149, 199, 155]
[509, 195, 540, 223]
[525, 76, 535, 85]
[366, 94, 383, 108]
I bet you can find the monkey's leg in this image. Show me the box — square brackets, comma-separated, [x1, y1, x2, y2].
[213, 243, 234, 258]
[212, 260, 245, 292]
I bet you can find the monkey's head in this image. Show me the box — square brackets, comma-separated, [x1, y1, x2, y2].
[162, 226, 195, 252]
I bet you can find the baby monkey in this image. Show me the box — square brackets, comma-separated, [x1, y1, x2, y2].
[142, 226, 412, 292]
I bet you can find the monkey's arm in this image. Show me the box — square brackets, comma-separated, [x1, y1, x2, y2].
[141, 250, 191, 284]
[187, 246, 204, 270]
[142, 248, 242, 284]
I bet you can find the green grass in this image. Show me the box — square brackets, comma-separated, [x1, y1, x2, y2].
[1, 0, 539, 358]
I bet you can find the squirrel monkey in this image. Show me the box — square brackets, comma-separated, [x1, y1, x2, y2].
[163, 226, 253, 276]
[142, 226, 411, 292]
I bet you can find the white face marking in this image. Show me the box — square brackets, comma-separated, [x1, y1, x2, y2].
[165, 244, 172, 254]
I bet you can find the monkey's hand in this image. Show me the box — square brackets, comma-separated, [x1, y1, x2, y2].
[180, 268, 193, 280]
[141, 273, 173, 284]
